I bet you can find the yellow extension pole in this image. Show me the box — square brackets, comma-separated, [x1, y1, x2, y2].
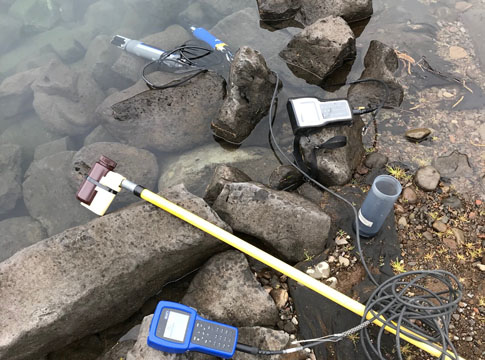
[140, 189, 464, 360]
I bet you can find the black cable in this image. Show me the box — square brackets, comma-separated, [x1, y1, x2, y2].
[258, 72, 462, 359]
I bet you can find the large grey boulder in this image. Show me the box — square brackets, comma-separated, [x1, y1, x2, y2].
[0, 14, 22, 54]
[8, 0, 61, 34]
[234, 327, 290, 360]
[212, 182, 331, 262]
[257, 0, 373, 27]
[212, 46, 280, 144]
[182, 251, 279, 327]
[32, 61, 105, 136]
[0, 144, 22, 215]
[0, 185, 230, 360]
[98, 72, 225, 153]
[0, 216, 46, 263]
[158, 144, 279, 197]
[348, 40, 404, 108]
[0, 66, 43, 119]
[204, 165, 252, 205]
[34, 137, 74, 161]
[297, 118, 365, 186]
[22, 151, 96, 236]
[71, 142, 159, 208]
[279, 16, 356, 84]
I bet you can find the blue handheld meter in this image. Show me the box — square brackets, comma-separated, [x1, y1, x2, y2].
[147, 301, 238, 358]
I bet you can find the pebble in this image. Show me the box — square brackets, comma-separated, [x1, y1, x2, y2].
[402, 187, 418, 204]
[364, 152, 388, 169]
[440, 215, 449, 224]
[451, 228, 465, 245]
[415, 166, 440, 191]
[328, 255, 336, 263]
[405, 128, 431, 142]
[395, 204, 405, 213]
[423, 231, 434, 241]
[338, 256, 350, 267]
[283, 322, 297, 334]
[442, 91, 454, 99]
[452, 314, 460, 321]
[315, 261, 331, 279]
[465, 336, 473, 342]
[326, 277, 338, 289]
[270, 288, 289, 309]
[442, 238, 457, 250]
[433, 220, 447, 233]
[291, 316, 298, 325]
[398, 216, 408, 227]
[449, 46, 468, 59]
[443, 196, 462, 209]
[335, 237, 349, 246]
[474, 263, 485, 272]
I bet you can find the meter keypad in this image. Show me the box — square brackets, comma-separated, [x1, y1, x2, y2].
[191, 320, 236, 351]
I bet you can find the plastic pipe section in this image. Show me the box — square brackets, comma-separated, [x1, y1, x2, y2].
[131, 185, 463, 360]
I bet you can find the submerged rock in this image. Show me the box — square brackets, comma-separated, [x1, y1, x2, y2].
[34, 137, 74, 161]
[279, 16, 356, 84]
[415, 165, 440, 191]
[183, 251, 278, 327]
[258, 0, 372, 28]
[212, 46, 280, 144]
[298, 118, 365, 186]
[0, 144, 22, 215]
[432, 151, 473, 178]
[8, 0, 61, 34]
[158, 144, 279, 197]
[0, 14, 22, 54]
[0, 217, 46, 263]
[83, 125, 117, 146]
[212, 182, 331, 262]
[204, 165, 252, 205]
[0, 185, 230, 360]
[99, 72, 225, 153]
[348, 40, 403, 108]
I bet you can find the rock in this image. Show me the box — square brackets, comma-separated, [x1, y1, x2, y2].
[212, 46, 280, 144]
[442, 238, 457, 250]
[111, 25, 193, 83]
[257, 0, 373, 27]
[423, 231, 433, 241]
[0, 216, 46, 263]
[71, 142, 159, 208]
[97, 340, 136, 360]
[127, 315, 188, 360]
[269, 165, 304, 190]
[212, 182, 331, 262]
[338, 256, 350, 267]
[280, 16, 355, 84]
[335, 237, 348, 246]
[83, 125, 117, 146]
[415, 166, 440, 191]
[0, 14, 22, 54]
[402, 187, 418, 204]
[0, 113, 57, 161]
[326, 277, 338, 288]
[405, 128, 431, 142]
[297, 117, 365, 186]
[348, 40, 403, 108]
[83, 35, 132, 91]
[233, 327, 289, 360]
[0, 66, 43, 119]
[314, 261, 331, 279]
[0, 144, 22, 215]
[204, 165, 252, 205]
[43, 26, 88, 64]
[451, 228, 465, 245]
[34, 137, 74, 160]
[364, 152, 388, 169]
[8, 0, 61, 34]
[449, 46, 468, 60]
[99, 72, 225, 153]
[270, 288, 289, 309]
[182, 251, 278, 327]
[158, 144, 279, 197]
[398, 216, 408, 228]
[282, 322, 297, 334]
[22, 151, 96, 236]
[32, 61, 105, 136]
[0, 184, 229, 360]
[433, 220, 447, 233]
[475, 263, 485, 272]
[178, 2, 221, 29]
[443, 196, 462, 209]
[432, 151, 473, 178]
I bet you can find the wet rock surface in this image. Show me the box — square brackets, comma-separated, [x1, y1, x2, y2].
[158, 144, 279, 197]
[405, 127, 432, 142]
[298, 118, 365, 186]
[212, 46, 280, 144]
[364, 152, 388, 169]
[183, 251, 278, 327]
[0, 216, 46, 263]
[257, 0, 373, 27]
[0, 144, 22, 215]
[212, 182, 331, 262]
[33, 137, 74, 161]
[269, 164, 304, 190]
[348, 40, 404, 108]
[0, 185, 229, 360]
[279, 16, 356, 84]
[204, 165, 252, 205]
[99, 72, 225, 153]
[432, 150, 473, 178]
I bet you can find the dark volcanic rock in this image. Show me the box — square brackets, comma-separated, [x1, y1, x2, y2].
[211, 46, 280, 144]
[204, 165, 252, 205]
[298, 118, 365, 186]
[257, 0, 373, 27]
[269, 164, 304, 190]
[415, 165, 440, 191]
[432, 150, 473, 178]
[364, 152, 388, 169]
[0, 185, 230, 360]
[212, 182, 331, 262]
[98, 72, 225, 153]
[348, 40, 404, 108]
[182, 251, 278, 327]
[279, 16, 356, 84]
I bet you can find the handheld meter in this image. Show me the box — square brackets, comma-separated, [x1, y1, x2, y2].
[148, 301, 238, 358]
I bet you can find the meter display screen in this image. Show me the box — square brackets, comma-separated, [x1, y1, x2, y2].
[157, 309, 190, 343]
[296, 100, 321, 126]
[319, 100, 352, 121]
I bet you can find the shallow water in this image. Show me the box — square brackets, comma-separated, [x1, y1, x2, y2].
[0, 0, 484, 257]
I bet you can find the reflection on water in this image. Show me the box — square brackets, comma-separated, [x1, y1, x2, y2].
[0, 0, 484, 254]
